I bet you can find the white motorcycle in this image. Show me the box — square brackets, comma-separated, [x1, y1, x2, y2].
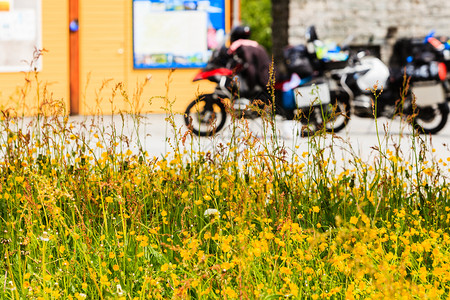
[329, 51, 449, 134]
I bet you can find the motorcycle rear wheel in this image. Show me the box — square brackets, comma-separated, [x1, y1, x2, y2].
[412, 103, 449, 135]
[324, 96, 351, 133]
[184, 94, 227, 137]
[297, 97, 350, 137]
[296, 106, 325, 137]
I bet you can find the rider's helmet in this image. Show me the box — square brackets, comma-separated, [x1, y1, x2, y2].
[230, 25, 251, 43]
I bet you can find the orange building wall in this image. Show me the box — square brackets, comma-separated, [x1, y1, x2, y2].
[0, 0, 231, 116]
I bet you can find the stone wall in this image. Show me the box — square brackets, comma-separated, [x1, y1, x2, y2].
[289, 0, 450, 61]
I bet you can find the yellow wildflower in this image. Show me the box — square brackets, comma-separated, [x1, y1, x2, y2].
[350, 216, 358, 225]
[43, 274, 52, 281]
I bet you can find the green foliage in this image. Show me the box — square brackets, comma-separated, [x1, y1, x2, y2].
[3, 56, 450, 299]
[240, 0, 272, 53]
[3, 104, 450, 299]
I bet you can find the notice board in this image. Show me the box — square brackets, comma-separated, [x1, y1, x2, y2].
[0, 0, 42, 72]
[133, 0, 226, 69]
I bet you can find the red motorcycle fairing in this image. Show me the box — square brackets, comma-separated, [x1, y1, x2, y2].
[193, 68, 234, 81]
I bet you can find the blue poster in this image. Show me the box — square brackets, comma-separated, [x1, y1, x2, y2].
[133, 0, 226, 69]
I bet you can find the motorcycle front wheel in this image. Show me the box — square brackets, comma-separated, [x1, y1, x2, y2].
[412, 103, 449, 134]
[184, 94, 227, 137]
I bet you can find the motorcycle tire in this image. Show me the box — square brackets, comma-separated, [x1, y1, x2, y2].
[412, 103, 449, 135]
[297, 96, 351, 137]
[324, 96, 351, 133]
[296, 106, 325, 137]
[184, 94, 227, 137]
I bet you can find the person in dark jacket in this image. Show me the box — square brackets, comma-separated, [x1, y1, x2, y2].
[227, 25, 272, 93]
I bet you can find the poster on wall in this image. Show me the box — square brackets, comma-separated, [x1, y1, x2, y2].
[133, 0, 226, 69]
[0, 0, 41, 72]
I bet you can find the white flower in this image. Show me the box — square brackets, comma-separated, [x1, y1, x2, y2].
[7, 281, 16, 291]
[40, 232, 50, 242]
[116, 284, 124, 296]
[204, 208, 220, 217]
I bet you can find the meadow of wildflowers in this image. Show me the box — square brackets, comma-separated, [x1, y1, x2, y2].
[1, 69, 450, 300]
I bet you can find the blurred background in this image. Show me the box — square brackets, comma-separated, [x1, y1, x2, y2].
[0, 0, 449, 115]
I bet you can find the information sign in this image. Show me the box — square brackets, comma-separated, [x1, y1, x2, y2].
[133, 0, 226, 69]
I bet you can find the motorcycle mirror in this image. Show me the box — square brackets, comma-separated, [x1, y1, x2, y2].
[305, 26, 318, 42]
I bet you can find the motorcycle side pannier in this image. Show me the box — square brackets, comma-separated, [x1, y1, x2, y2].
[294, 80, 331, 108]
[405, 61, 444, 82]
[283, 45, 314, 78]
[389, 38, 440, 68]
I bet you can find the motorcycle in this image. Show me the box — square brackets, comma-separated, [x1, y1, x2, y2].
[300, 25, 449, 135]
[390, 32, 450, 100]
[330, 48, 449, 134]
[185, 25, 450, 137]
[183, 45, 263, 137]
[184, 41, 350, 137]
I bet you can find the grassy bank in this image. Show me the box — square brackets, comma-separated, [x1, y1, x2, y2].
[1, 70, 450, 300]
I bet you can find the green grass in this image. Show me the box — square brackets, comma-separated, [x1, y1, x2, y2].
[1, 66, 450, 300]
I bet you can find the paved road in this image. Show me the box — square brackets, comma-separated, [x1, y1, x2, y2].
[66, 113, 450, 169]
